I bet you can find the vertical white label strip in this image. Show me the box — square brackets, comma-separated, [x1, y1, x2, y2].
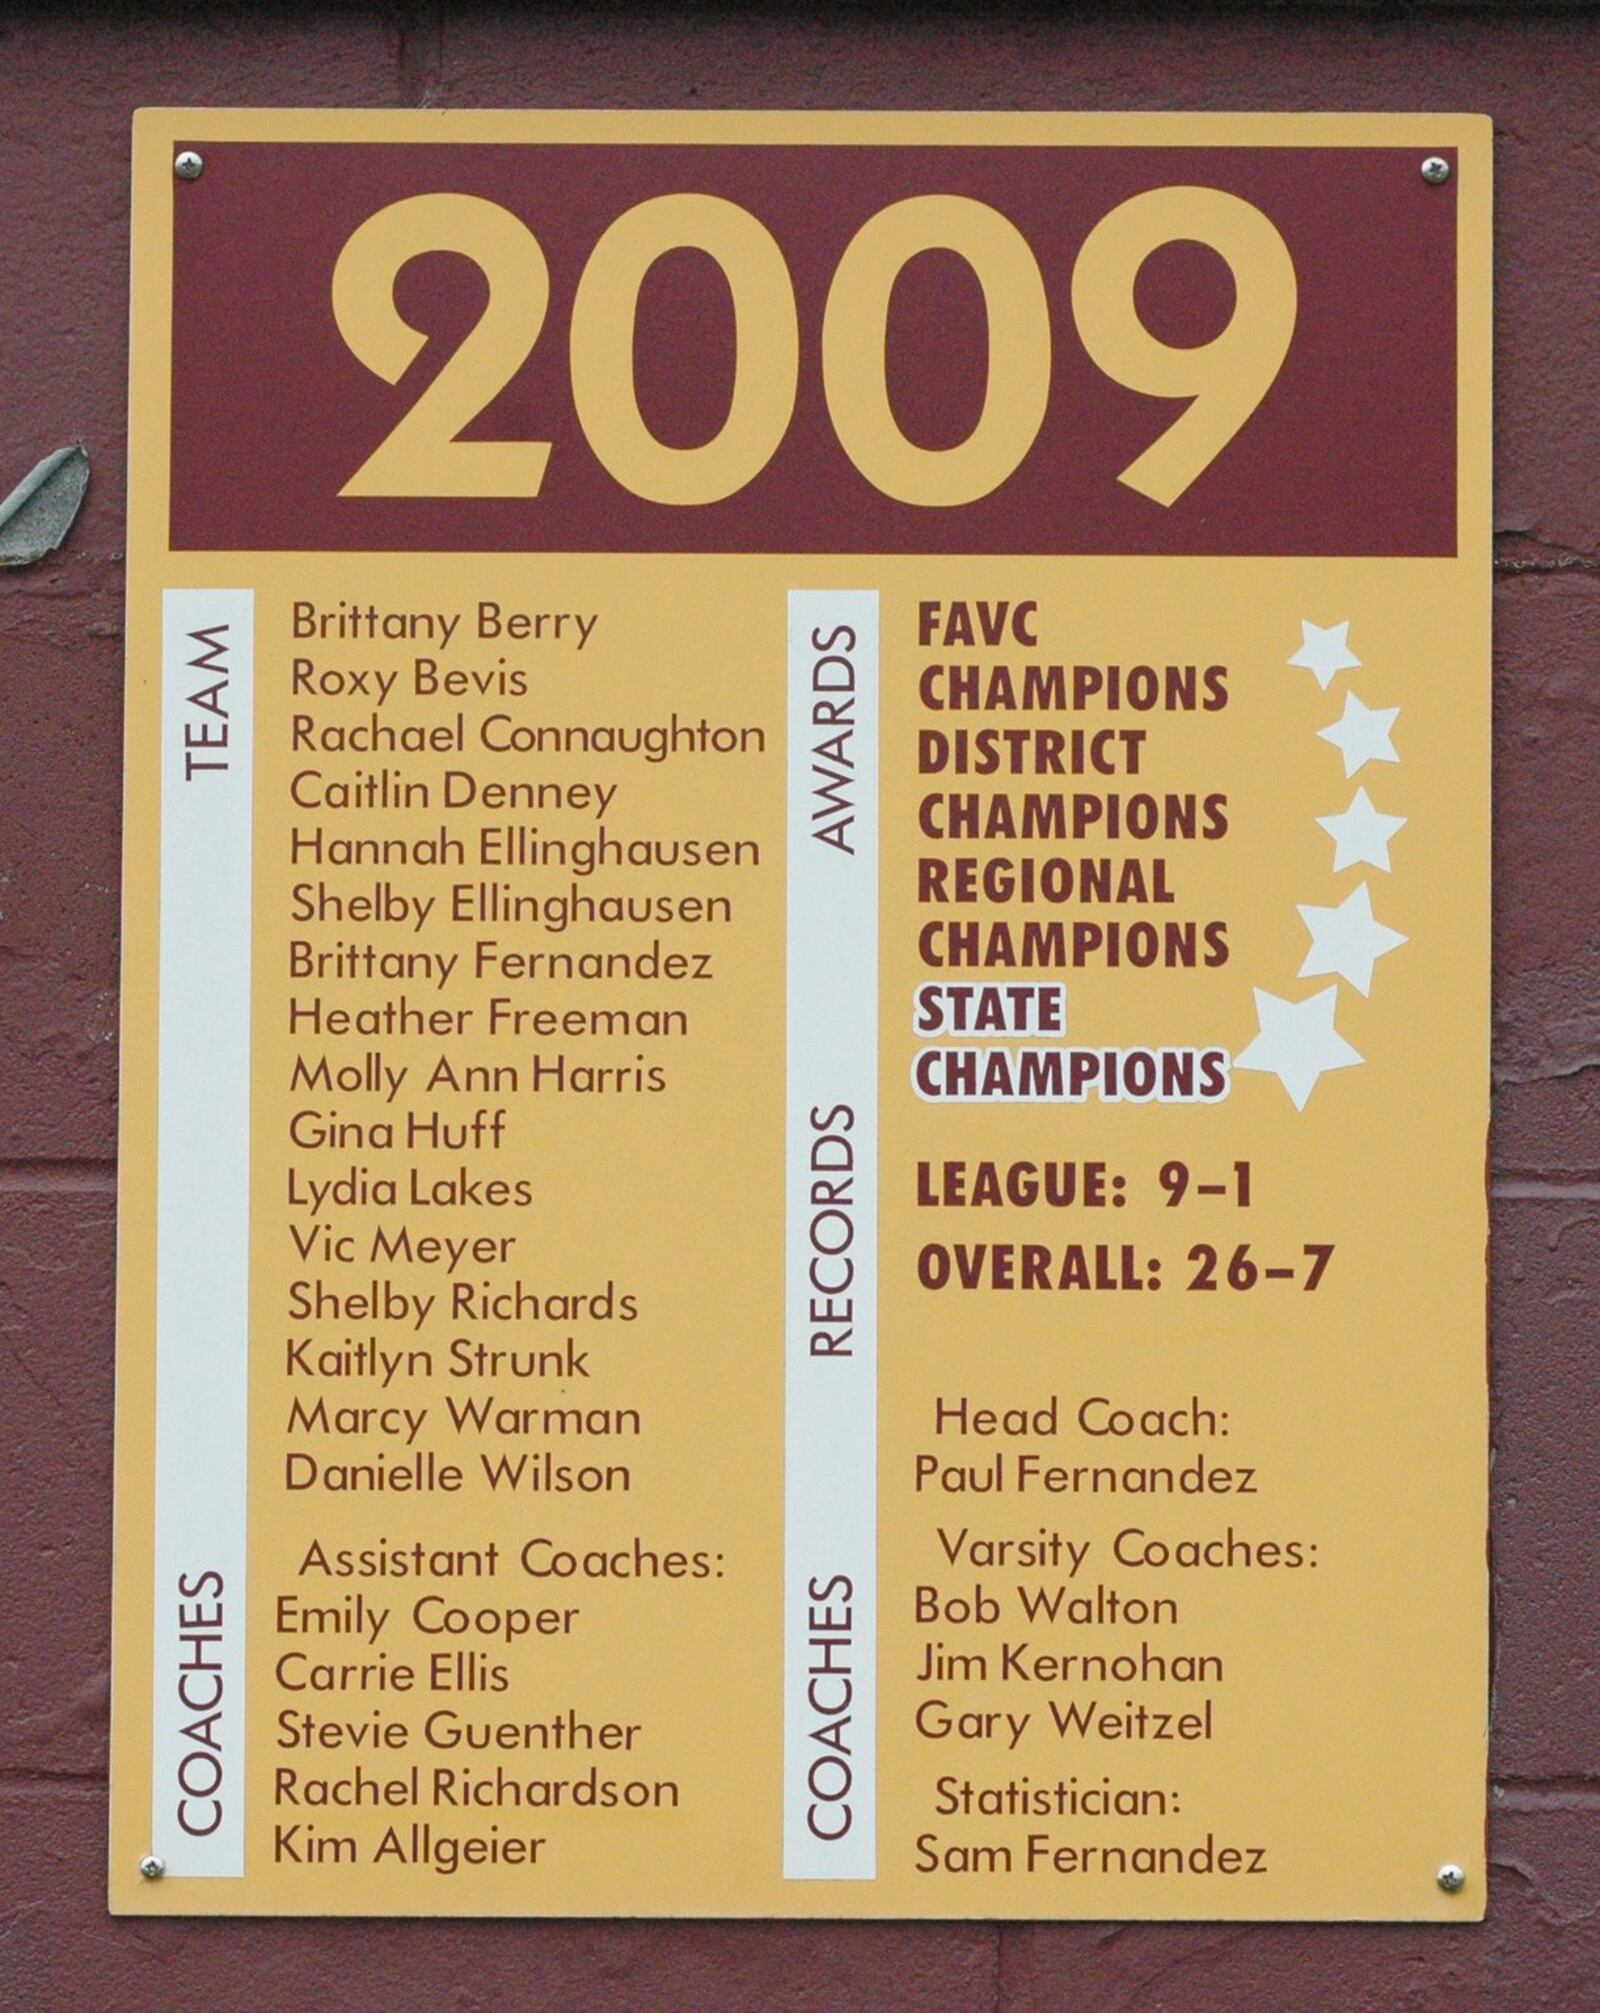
[784, 590, 879, 1880]
[151, 589, 254, 1877]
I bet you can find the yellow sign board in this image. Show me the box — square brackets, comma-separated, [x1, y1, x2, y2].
[112, 109, 1490, 1918]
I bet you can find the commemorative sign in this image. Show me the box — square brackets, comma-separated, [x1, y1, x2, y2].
[112, 109, 1490, 1918]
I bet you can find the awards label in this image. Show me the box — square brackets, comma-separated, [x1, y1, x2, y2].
[112, 110, 1490, 1919]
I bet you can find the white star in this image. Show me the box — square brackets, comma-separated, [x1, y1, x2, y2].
[1318, 692, 1399, 777]
[1317, 786, 1407, 872]
[1288, 618, 1361, 690]
[1297, 882, 1407, 997]
[1235, 986, 1363, 1111]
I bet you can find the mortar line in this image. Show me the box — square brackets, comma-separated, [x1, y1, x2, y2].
[0, 1159, 117, 1192]
[1491, 1179, 1600, 1201]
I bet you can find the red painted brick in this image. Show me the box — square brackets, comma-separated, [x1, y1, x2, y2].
[0, 572, 123, 1159]
[1493, 1077, 1600, 1183]
[0, 1189, 114, 1776]
[1494, 944, 1600, 1105]
[1492, 575, 1600, 981]
[0, 1785, 1000, 2013]
[998, 1804, 1600, 2011]
[12, 1787, 1592, 2013]
[1490, 1199, 1600, 1779]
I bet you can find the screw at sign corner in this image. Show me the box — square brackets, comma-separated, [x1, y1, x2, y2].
[174, 150, 204, 181]
[139, 1854, 165, 1880]
[1420, 156, 1451, 185]
[1437, 1862, 1466, 1893]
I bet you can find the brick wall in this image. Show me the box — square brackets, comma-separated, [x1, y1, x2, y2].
[1, 8, 1596, 2006]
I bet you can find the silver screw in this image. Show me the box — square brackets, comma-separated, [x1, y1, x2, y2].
[1437, 1862, 1466, 1893]
[139, 1854, 166, 1880]
[1420, 156, 1451, 186]
[174, 151, 204, 182]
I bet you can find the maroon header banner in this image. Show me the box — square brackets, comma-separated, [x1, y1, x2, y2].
[167, 142, 1456, 557]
